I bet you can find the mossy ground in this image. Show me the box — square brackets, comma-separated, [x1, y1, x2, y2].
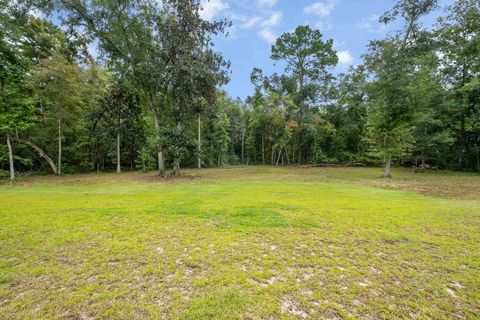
[1, 167, 479, 319]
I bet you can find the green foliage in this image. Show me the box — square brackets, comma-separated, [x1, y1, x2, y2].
[0, 8, 35, 134]
[30, 54, 86, 119]
[135, 117, 157, 172]
[211, 111, 231, 166]
[2, 0, 480, 176]
[269, 25, 338, 163]
[160, 126, 196, 173]
[271, 26, 338, 91]
[366, 123, 415, 160]
[89, 83, 143, 171]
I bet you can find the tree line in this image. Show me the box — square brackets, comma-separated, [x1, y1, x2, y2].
[1, 0, 479, 180]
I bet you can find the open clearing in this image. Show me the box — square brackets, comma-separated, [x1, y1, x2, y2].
[1, 167, 479, 319]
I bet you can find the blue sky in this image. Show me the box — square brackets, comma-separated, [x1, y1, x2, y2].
[200, 0, 454, 100]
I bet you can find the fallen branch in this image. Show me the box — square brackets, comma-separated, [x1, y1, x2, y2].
[295, 163, 342, 168]
[13, 138, 58, 175]
[344, 161, 367, 167]
[295, 162, 367, 169]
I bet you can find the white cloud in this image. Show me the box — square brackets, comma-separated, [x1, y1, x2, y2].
[337, 50, 354, 65]
[258, 28, 277, 44]
[314, 21, 333, 31]
[257, 11, 282, 43]
[220, 6, 282, 44]
[200, 0, 229, 21]
[260, 11, 283, 28]
[257, 0, 278, 8]
[358, 14, 388, 34]
[242, 16, 262, 29]
[304, 0, 338, 17]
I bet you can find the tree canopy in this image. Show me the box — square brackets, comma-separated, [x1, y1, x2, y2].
[1, 0, 479, 180]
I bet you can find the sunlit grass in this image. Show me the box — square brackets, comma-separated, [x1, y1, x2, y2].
[1, 167, 479, 319]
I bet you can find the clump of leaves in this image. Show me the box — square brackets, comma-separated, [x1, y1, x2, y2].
[159, 126, 196, 176]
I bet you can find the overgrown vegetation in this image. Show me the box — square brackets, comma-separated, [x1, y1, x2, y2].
[1, 0, 479, 180]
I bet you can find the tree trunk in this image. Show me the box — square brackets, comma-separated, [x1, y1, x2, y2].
[384, 155, 392, 178]
[130, 134, 135, 171]
[241, 128, 245, 164]
[297, 70, 305, 166]
[58, 118, 62, 175]
[116, 132, 121, 173]
[210, 140, 213, 167]
[91, 147, 95, 171]
[175, 120, 182, 176]
[197, 114, 201, 169]
[276, 149, 282, 166]
[13, 138, 58, 174]
[153, 112, 164, 175]
[173, 160, 180, 176]
[6, 133, 15, 181]
[298, 134, 303, 165]
[261, 133, 265, 165]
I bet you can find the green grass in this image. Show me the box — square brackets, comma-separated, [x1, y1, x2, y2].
[0, 167, 479, 319]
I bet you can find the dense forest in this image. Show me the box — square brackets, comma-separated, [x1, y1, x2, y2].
[1, 0, 479, 180]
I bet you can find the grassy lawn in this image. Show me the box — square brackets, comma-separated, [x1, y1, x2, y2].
[1, 167, 479, 319]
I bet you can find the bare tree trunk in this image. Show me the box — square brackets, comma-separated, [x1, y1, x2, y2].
[116, 132, 121, 173]
[13, 138, 57, 174]
[261, 133, 265, 165]
[297, 134, 303, 165]
[58, 118, 62, 175]
[173, 160, 180, 176]
[91, 147, 95, 171]
[6, 133, 15, 181]
[241, 128, 245, 164]
[153, 113, 164, 175]
[175, 120, 182, 175]
[197, 114, 201, 169]
[149, 98, 165, 175]
[276, 149, 282, 166]
[210, 140, 213, 166]
[384, 154, 392, 178]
